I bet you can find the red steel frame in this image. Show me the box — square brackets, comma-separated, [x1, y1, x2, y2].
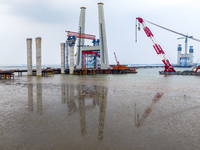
[137, 17, 176, 72]
[66, 31, 96, 40]
[82, 51, 98, 69]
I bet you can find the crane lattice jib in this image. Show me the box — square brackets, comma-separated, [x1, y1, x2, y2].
[136, 17, 176, 72]
[65, 31, 96, 40]
[114, 52, 120, 65]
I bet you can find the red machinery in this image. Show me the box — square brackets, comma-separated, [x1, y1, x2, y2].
[66, 31, 96, 40]
[66, 30, 97, 69]
[114, 52, 120, 65]
[194, 65, 200, 73]
[136, 17, 176, 72]
[82, 51, 98, 69]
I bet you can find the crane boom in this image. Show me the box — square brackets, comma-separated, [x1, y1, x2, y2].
[114, 52, 120, 65]
[136, 17, 176, 72]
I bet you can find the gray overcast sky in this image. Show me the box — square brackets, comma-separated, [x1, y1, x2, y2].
[1, 0, 200, 65]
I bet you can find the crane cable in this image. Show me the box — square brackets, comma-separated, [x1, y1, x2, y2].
[144, 19, 200, 42]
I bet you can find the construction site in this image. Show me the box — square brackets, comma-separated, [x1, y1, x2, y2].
[135, 17, 200, 76]
[23, 4, 200, 77]
[21, 2, 137, 77]
[61, 3, 137, 75]
[2, 3, 200, 78]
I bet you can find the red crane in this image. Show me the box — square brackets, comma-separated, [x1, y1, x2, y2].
[136, 17, 176, 72]
[65, 31, 96, 40]
[114, 52, 120, 65]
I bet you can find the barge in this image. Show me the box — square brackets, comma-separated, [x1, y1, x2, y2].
[159, 71, 200, 76]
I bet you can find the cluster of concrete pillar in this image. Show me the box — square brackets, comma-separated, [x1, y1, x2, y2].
[57, 2, 110, 75]
[177, 44, 194, 66]
[26, 37, 42, 76]
[75, 2, 109, 70]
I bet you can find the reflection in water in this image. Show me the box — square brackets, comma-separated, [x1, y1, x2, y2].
[78, 85, 86, 135]
[28, 83, 108, 140]
[68, 84, 77, 114]
[98, 86, 107, 140]
[135, 93, 163, 127]
[28, 83, 43, 114]
[61, 83, 108, 140]
[37, 83, 42, 114]
[61, 83, 66, 103]
[28, 83, 33, 111]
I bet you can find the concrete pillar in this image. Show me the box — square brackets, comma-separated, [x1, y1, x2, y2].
[189, 46, 194, 66]
[65, 40, 69, 69]
[98, 2, 109, 69]
[70, 46, 75, 74]
[61, 43, 65, 74]
[177, 44, 182, 66]
[76, 7, 86, 69]
[26, 38, 32, 76]
[35, 37, 42, 76]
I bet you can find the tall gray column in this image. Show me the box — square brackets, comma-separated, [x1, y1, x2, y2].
[189, 46, 194, 66]
[61, 43, 65, 74]
[70, 46, 75, 74]
[177, 44, 182, 66]
[26, 38, 32, 76]
[36, 37, 42, 76]
[98, 2, 109, 69]
[76, 7, 86, 69]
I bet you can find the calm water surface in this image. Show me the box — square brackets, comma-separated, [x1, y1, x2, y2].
[1, 68, 200, 150]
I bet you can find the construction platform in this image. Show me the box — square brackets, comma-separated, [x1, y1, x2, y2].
[74, 67, 137, 75]
[3, 65, 137, 76]
[10, 69, 55, 76]
[159, 71, 200, 76]
[32, 69, 54, 76]
[42, 69, 54, 76]
[0, 71, 14, 79]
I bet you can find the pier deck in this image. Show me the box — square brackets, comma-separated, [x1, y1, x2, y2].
[0, 71, 14, 79]
[74, 68, 137, 75]
[2, 67, 137, 76]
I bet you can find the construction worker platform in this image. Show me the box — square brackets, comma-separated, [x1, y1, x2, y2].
[0, 71, 15, 79]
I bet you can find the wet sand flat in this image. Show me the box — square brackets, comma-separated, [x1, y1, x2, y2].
[1, 69, 200, 149]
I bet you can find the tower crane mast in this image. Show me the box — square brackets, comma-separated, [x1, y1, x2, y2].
[136, 17, 176, 72]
